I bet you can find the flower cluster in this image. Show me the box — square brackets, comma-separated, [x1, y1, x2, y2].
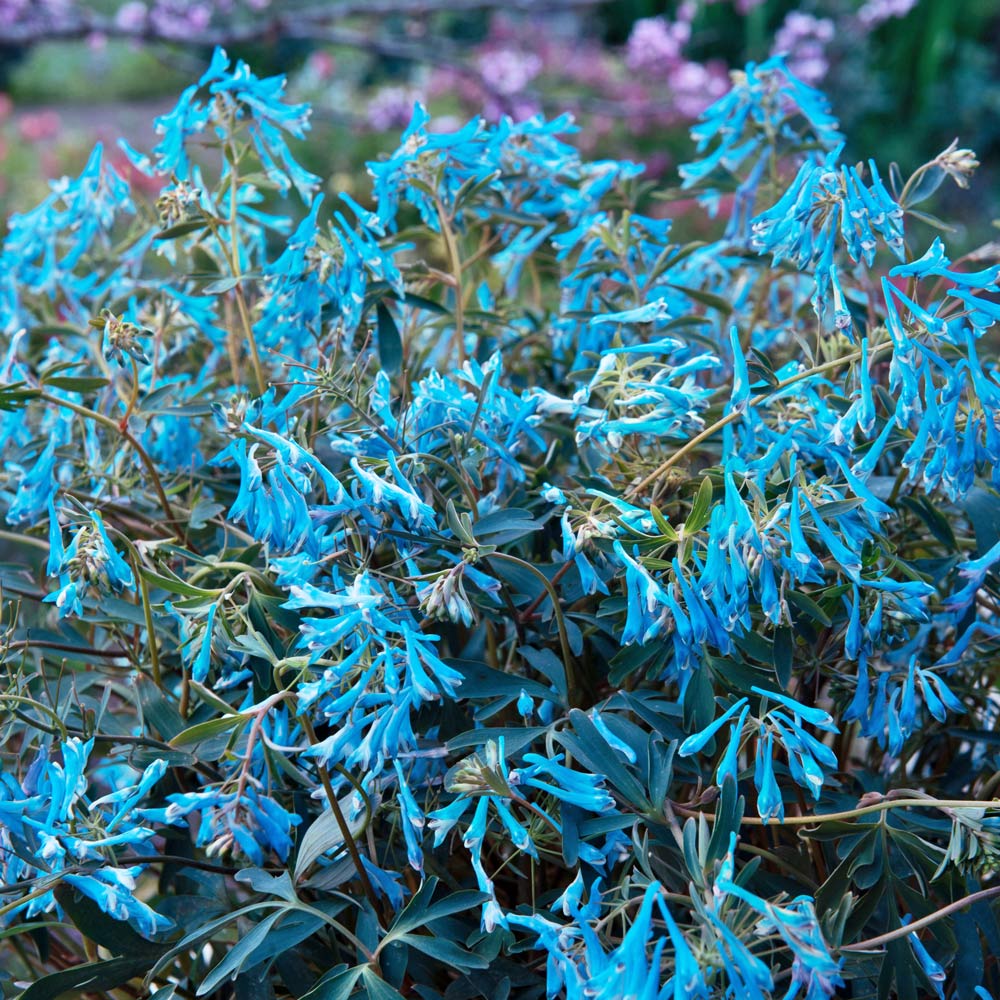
[0, 44, 998, 1000]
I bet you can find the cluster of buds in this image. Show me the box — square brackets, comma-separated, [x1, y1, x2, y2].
[47, 511, 136, 618]
[155, 178, 203, 228]
[59, 513, 135, 593]
[96, 309, 151, 368]
[418, 563, 476, 627]
[212, 392, 257, 435]
[935, 138, 980, 190]
[445, 741, 515, 798]
[305, 232, 343, 284]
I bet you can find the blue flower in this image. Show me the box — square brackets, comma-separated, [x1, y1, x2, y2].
[905, 919, 946, 1000]
[678, 697, 750, 757]
[63, 867, 172, 937]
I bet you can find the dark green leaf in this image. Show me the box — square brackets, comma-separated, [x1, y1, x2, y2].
[294, 799, 364, 881]
[663, 282, 733, 315]
[203, 277, 242, 295]
[197, 911, 284, 996]
[362, 966, 406, 1000]
[299, 964, 364, 1000]
[772, 626, 793, 690]
[155, 219, 208, 240]
[786, 589, 833, 627]
[377, 302, 403, 377]
[54, 884, 166, 959]
[397, 934, 488, 971]
[18, 956, 151, 1000]
[42, 376, 109, 393]
[557, 709, 649, 809]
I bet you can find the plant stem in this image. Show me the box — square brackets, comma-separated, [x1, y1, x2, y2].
[299, 714, 379, 907]
[39, 392, 177, 527]
[627, 341, 894, 499]
[488, 551, 582, 706]
[841, 883, 1000, 952]
[435, 197, 466, 367]
[134, 552, 162, 687]
[227, 144, 267, 395]
[673, 794, 1000, 827]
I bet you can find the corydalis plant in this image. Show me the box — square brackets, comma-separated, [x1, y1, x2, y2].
[0, 47, 998, 1000]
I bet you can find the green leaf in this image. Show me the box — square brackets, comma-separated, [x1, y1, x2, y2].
[140, 567, 219, 599]
[54, 884, 166, 959]
[684, 476, 715, 534]
[905, 208, 957, 233]
[682, 661, 716, 733]
[189, 680, 239, 715]
[299, 965, 364, 1000]
[964, 486, 1000, 555]
[785, 588, 833, 627]
[361, 966, 405, 1000]
[42, 376, 109, 393]
[472, 508, 544, 545]
[0, 383, 41, 411]
[190, 500, 226, 530]
[203, 276, 242, 294]
[388, 879, 488, 939]
[402, 291, 448, 315]
[197, 910, 284, 996]
[706, 774, 744, 864]
[155, 219, 208, 241]
[663, 282, 733, 315]
[772, 626, 793, 690]
[293, 800, 365, 881]
[169, 713, 248, 749]
[557, 709, 648, 809]
[18, 956, 151, 1000]
[234, 868, 298, 903]
[376, 301, 403, 377]
[903, 165, 946, 207]
[446, 726, 549, 756]
[397, 933, 488, 971]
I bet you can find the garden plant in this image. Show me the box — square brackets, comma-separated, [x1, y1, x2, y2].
[1, 42, 1000, 1000]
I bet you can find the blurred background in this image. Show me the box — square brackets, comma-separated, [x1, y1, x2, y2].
[2, 0, 999, 248]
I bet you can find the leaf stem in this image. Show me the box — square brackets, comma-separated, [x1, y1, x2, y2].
[841, 883, 1000, 952]
[39, 392, 177, 527]
[627, 341, 894, 499]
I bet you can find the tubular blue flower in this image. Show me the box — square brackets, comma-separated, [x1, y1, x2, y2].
[63, 868, 172, 937]
[192, 603, 217, 684]
[754, 729, 784, 822]
[904, 919, 946, 1000]
[678, 697, 750, 757]
[752, 686, 839, 733]
[729, 325, 750, 411]
[392, 760, 425, 873]
[715, 705, 751, 786]
[44, 510, 135, 618]
[613, 540, 670, 644]
[514, 753, 615, 814]
[591, 710, 637, 763]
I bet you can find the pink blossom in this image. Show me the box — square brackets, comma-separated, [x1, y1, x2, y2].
[772, 12, 835, 85]
[625, 16, 690, 76]
[18, 110, 61, 143]
[366, 86, 423, 133]
[858, 0, 918, 27]
[477, 48, 542, 98]
[114, 1, 148, 31]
